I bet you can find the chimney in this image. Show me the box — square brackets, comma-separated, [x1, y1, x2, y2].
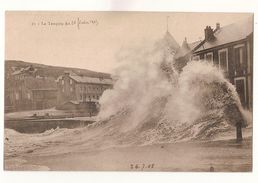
[182, 37, 190, 50]
[64, 71, 70, 77]
[216, 23, 220, 30]
[204, 26, 215, 41]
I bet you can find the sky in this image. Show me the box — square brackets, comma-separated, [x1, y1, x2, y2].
[5, 11, 252, 73]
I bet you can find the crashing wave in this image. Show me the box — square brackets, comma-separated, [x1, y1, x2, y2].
[5, 36, 252, 155]
[95, 38, 251, 146]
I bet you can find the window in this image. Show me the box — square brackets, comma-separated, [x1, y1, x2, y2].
[15, 93, 19, 100]
[192, 55, 200, 61]
[234, 44, 245, 68]
[70, 79, 73, 85]
[62, 80, 64, 85]
[204, 52, 213, 64]
[218, 48, 228, 71]
[234, 77, 246, 107]
[27, 93, 31, 100]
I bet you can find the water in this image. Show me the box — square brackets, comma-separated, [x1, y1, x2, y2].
[4, 36, 252, 171]
[5, 119, 94, 133]
[4, 128, 252, 171]
[95, 38, 251, 146]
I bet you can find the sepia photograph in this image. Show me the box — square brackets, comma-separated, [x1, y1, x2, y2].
[4, 11, 253, 172]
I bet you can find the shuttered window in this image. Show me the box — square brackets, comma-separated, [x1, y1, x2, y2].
[234, 44, 245, 68]
[204, 52, 213, 64]
[218, 48, 228, 71]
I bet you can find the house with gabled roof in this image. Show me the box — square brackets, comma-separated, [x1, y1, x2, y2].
[175, 16, 253, 109]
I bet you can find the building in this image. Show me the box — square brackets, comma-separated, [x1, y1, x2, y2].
[174, 38, 202, 72]
[157, 30, 181, 82]
[175, 17, 253, 109]
[31, 88, 58, 109]
[56, 72, 113, 106]
[5, 65, 58, 112]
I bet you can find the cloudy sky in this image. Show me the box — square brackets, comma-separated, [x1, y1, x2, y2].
[5, 11, 251, 73]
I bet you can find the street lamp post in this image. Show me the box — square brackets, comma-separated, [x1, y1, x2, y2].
[236, 121, 243, 142]
[89, 98, 92, 117]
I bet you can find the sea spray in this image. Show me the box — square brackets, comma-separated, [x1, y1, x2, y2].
[98, 40, 175, 132]
[5, 37, 252, 157]
[96, 38, 250, 144]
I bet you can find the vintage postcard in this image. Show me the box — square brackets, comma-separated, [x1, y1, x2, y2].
[4, 11, 253, 171]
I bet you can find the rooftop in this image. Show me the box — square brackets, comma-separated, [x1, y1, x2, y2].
[195, 16, 253, 52]
[163, 31, 180, 51]
[12, 65, 37, 76]
[59, 72, 113, 85]
[174, 39, 202, 59]
[69, 75, 113, 85]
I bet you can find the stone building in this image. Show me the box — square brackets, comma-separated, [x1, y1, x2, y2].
[175, 17, 253, 109]
[56, 72, 113, 106]
[5, 65, 58, 112]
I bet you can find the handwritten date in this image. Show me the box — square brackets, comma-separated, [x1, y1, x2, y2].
[130, 163, 155, 170]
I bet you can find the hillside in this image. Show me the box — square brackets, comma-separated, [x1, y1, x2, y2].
[5, 60, 111, 79]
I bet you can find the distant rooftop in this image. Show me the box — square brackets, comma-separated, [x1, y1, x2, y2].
[174, 39, 202, 59]
[58, 72, 113, 85]
[12, 65, 37, 76]
[163, 31, 180, 51]
[69, 74, 113, 85]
